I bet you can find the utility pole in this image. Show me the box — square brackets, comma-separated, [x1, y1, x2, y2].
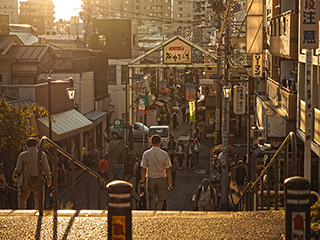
[221, 20, 230, 211]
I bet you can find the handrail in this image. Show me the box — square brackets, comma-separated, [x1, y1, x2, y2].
[233, 131, 297, 211]
[37, 136, 139, 215]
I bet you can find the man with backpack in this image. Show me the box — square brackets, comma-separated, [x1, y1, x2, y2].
[194, 178, 217, 211]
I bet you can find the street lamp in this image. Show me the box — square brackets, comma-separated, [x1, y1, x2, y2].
[66, 77, 76, 100]
[221, 84, 231, 210]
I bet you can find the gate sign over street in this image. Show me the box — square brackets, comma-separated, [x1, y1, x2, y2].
[163, 39, 192, 64]
[300, 0, 319, 49]
[114, 119, 124, 129]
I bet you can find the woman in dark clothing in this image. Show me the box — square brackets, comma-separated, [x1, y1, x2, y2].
[176, 140, 185, 169]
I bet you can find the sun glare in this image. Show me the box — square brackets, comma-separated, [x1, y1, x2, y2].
[53, 0, 82, 21]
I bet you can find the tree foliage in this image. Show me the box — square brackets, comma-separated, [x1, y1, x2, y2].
[0, 96, 49, 184]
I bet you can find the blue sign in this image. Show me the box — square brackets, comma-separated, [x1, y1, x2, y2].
[139, 99, 145, 105]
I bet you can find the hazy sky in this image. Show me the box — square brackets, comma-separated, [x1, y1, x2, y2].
[18, 0, 83, 21]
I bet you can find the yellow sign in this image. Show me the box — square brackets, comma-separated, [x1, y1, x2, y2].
[163, 39, 192, 64]
[189, 101, 196, 122]
[112, 215, 126, 240]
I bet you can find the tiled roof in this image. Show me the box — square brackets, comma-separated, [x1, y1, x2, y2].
[6, 45, 51, 62]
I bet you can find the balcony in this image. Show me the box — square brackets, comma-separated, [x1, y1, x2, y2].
[268, 10, 298, 58]
[267, 78, 297, 120]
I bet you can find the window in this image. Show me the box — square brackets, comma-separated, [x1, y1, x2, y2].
[109, 65, 116, 85]
[178, 7, 182, 10]
[121, 65, 128, 85]
[99, 34, 106, 46]
[121, 34, 129, 46]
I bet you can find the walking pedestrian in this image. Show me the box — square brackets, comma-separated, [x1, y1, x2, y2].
[103, 128, 113, 155]
[167, 136, 176, 166]
[235, 160, 247, 195]
[171, 156, 179, 187]
[176, 140, 185, 169]
[98, 156, 109, 188]
[182, 106, 186, 123]
[192, 127, 201, 142]
[165, 110, 171, 126]
[0, 168, 6, 188]
[134, 158, 142, 193]
[141, 134, 173, 210]
[185, 138, 195, 170]
[13, 137, 52, 210]
[172, 111, 178, 129]
[194, 178, 217, 211]
[194, 139, 201, 163]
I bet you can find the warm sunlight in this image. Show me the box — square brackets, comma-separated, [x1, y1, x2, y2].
[53, 0, 82, 21]
[18, 0, 83, 21]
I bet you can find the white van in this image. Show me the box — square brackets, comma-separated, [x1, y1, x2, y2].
[148, 125, 171, 150]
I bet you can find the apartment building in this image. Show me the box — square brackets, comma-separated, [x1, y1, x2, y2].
[19, 0, 54, 35]
[0, 0, 18, 24]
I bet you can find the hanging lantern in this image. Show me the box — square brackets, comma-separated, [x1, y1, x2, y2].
[186, 85, 196, 101]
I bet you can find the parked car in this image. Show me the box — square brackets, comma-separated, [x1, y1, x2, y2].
[110, 122, 149, 140]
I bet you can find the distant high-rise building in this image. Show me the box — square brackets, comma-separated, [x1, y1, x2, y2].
[19, 0, 54, 35]
[0, 0, 19, 24]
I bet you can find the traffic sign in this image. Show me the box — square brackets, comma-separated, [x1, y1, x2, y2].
[133, 102, 137, 109]
[114, 119, 124, 129]
[139, 109, 145, 116]
[139, 105, 145, 110]
[139, 99, 145, 105]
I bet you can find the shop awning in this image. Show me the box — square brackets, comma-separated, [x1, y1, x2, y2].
[38, 109, 93, 141]
[154, 101, 165, 107]
[85, 110, 107, 127]
[158, 95, 171, 103]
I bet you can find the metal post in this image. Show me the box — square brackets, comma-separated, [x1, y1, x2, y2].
[247, 76, 251, 181]
[274, 157, 279, 210]
[129, 68, 133, 150]
[53, 148, 58, 211]
[267, 167, 270, 210]
[48, 77, 52, 140]
[304, 50, 312, 180]
[221, 21, 230, 211]
[107, 180, 133, 240]
[72, 160, 76, 209]
[284, 176, 310, 240]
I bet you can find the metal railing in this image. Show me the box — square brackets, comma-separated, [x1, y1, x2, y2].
[37, 136, 138, 215]
[233, 131, 297, 211]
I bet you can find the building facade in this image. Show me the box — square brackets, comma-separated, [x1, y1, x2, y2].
[19, 0, 55, 35]
[0, 0, 18, 24]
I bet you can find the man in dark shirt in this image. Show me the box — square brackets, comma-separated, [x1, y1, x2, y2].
[235, 160, 247, 195]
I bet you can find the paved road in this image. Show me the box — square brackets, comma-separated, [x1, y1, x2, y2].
[57, 112, 216, 211]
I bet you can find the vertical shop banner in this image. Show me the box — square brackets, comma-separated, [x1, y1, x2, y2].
[132, 74, 145, 92]
[252, 54, 263, 78]
[186, 85, 196, 101]
[159, 80, 166, 94]
[300, 0, 319, 49]
[189, 101, 196, 122]
[234, 85, 246, 114]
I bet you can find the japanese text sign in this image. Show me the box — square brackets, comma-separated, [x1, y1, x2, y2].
[163, 39, 192, 64]
[233, 85, 246, 115]
[186, 85, 196, 101]
[300, 0, 319, 49]
[252, 54, 263, 78]
[189, 101, 196, 122]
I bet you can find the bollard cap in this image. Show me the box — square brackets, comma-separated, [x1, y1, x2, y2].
[284, 176, 310, 190]
[107, 180, 132, 194]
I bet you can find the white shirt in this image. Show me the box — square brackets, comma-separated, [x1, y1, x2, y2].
[141, 146, 172, 178]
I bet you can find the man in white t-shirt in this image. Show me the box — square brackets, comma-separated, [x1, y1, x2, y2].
[141, 134, 172, 210]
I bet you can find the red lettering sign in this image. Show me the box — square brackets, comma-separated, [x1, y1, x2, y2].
[168, 46, 184, 51]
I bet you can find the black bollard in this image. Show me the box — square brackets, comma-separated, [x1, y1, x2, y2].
[107, 180, 133, 240]
[284, 176, 310, 240]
